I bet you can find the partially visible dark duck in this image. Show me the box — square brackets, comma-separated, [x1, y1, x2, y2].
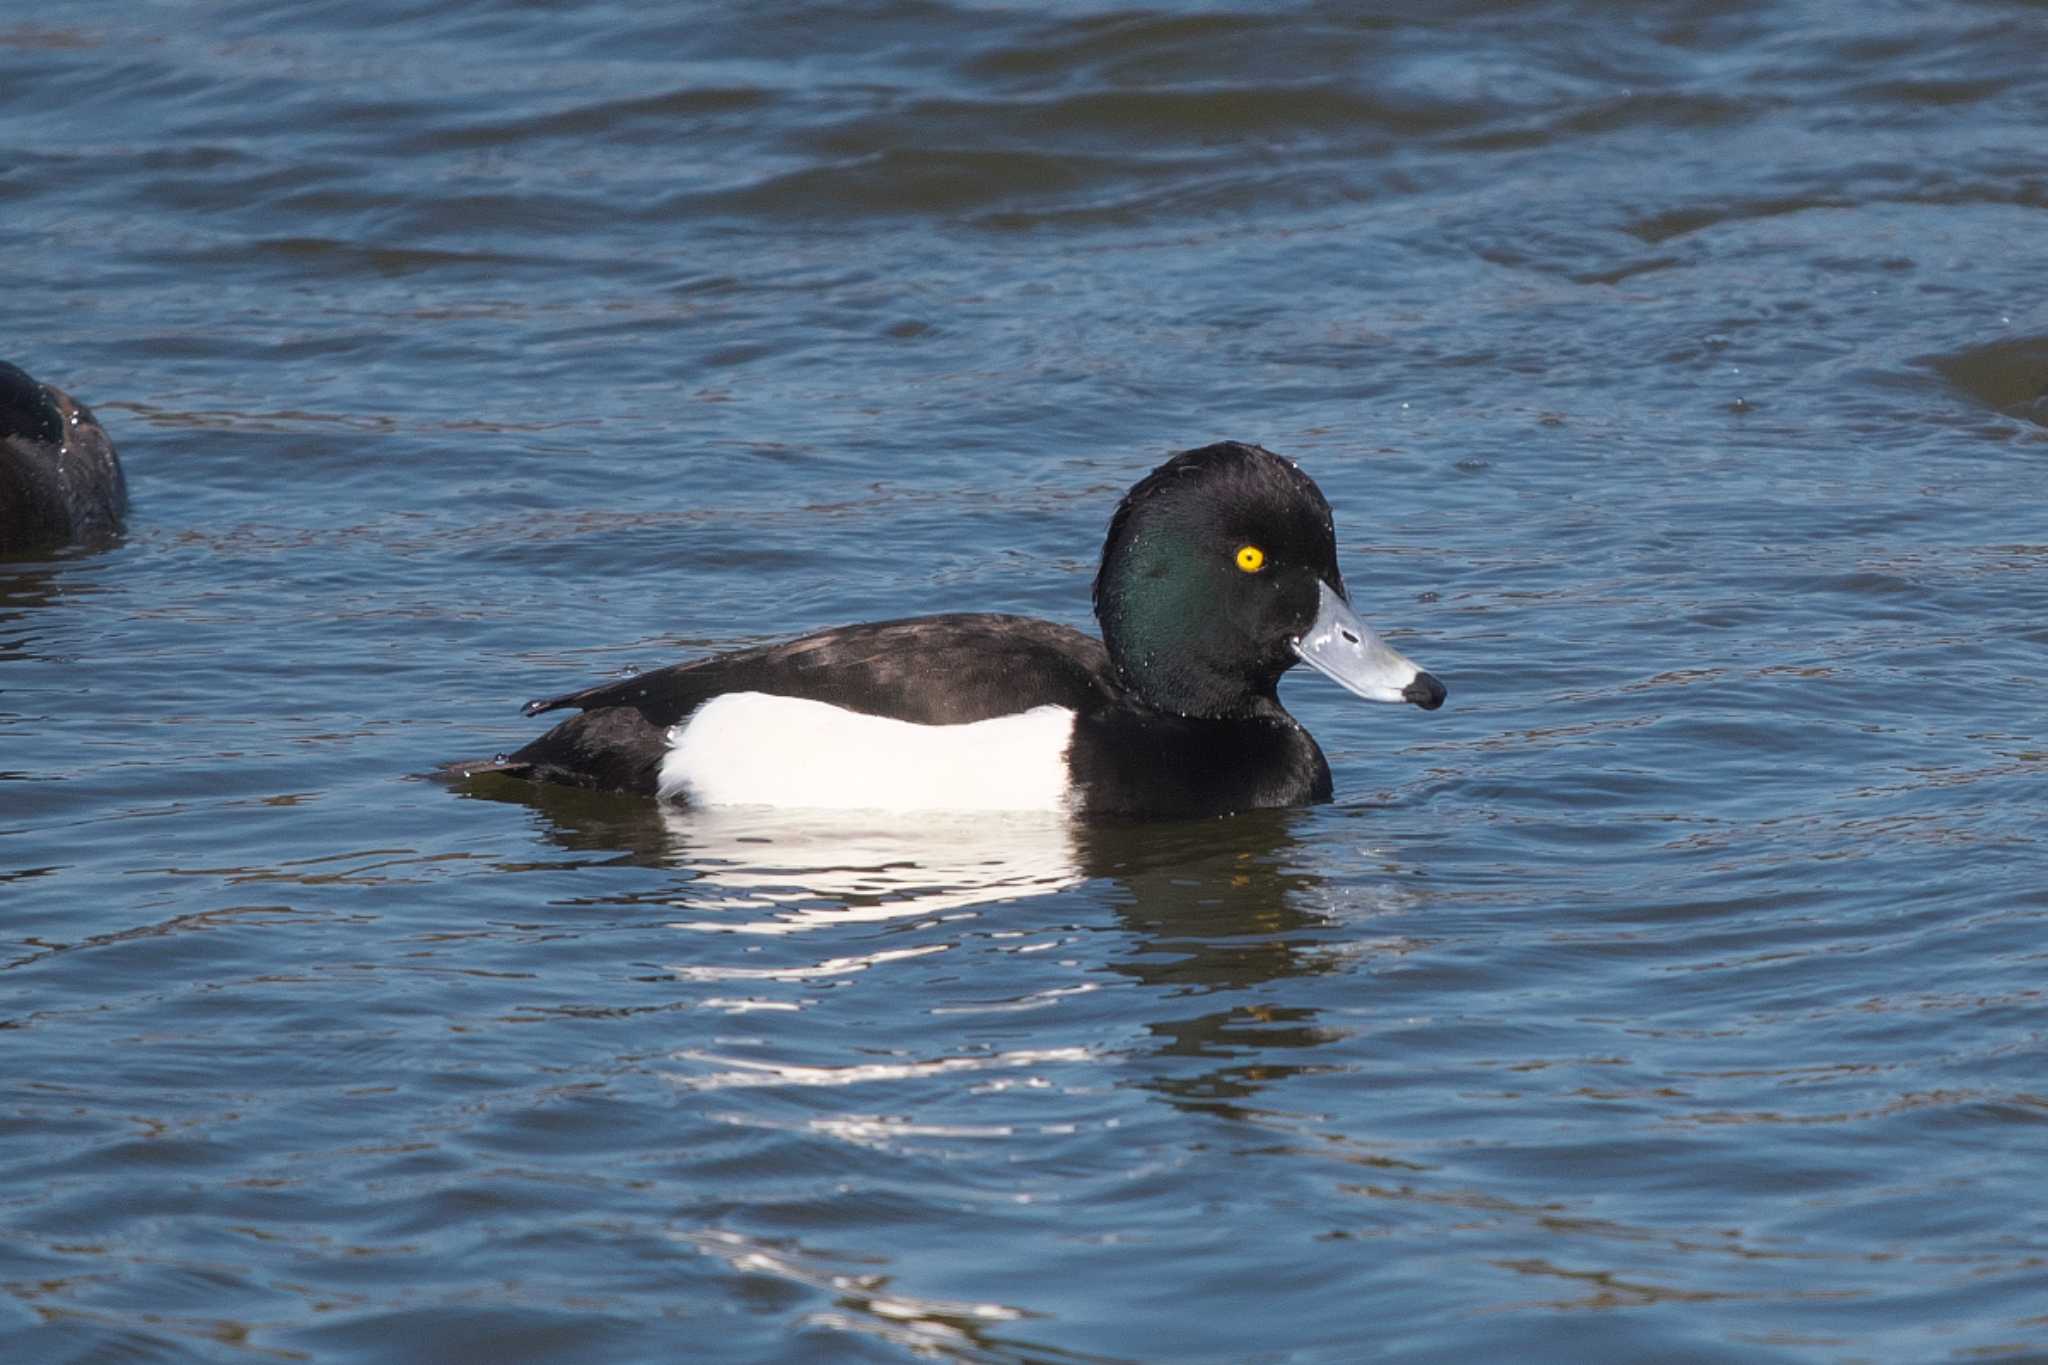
[0, 361, 126, 553]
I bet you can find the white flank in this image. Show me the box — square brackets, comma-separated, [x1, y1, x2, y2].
[657, 692, 1076, 813]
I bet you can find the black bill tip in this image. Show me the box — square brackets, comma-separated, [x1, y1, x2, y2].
[1403, 672, 1447, 711]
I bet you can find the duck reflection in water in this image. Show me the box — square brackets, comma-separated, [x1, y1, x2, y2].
[453, 776, 1425, 1118]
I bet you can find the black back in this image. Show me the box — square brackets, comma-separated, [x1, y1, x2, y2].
[526, 613, 1116, 726]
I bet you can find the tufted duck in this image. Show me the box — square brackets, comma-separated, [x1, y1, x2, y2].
[457, 441, 1445, 819]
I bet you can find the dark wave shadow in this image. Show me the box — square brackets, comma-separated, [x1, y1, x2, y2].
[1923, 334, 2048, 426]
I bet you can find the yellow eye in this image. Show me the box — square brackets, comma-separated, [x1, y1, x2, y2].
[1235, 544, 1266, 573]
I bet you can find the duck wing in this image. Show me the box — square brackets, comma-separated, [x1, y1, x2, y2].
[525, 613, 1115, 727]
[461, 613, 1118, 796]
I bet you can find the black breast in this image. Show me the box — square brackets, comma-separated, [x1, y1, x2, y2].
[1065, 704, 1333, 819]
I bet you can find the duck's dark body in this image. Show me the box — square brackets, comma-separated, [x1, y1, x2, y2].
[458, 441, 1442, 820]
[0, 361, 126, 554]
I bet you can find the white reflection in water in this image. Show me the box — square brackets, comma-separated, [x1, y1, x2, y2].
[671, 1045, 1094, 1091]
[678, 1229, 1035, 1357]
[658, 805, 1082, 936]
[929, 981, 1100, 1014]
[667, 942, 948, 982]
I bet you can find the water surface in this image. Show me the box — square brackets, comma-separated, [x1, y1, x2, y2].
[4, 2, 2047, 1360]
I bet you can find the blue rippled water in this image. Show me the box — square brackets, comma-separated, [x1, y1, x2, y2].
[5, 2, 2047, 1360]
